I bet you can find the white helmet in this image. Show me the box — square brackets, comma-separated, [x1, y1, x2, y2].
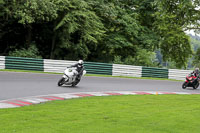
[78, 60, 83, 65]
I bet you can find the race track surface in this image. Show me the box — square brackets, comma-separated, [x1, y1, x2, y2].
[0, 71, 199, 100]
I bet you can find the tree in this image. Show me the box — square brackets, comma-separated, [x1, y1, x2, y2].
[0, 0, 105, 60]
[13, 0, 58, 47]
[0, 0, 58, 57]
[86, 0, 158, 64]
[51, 0, 105, 59]
[1, 0, 200, 68]
[153, 0, 200, 68]
[193, 47, 200, 68]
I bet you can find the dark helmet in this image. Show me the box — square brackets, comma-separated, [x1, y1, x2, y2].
[78, 60, 83, 65]
[195, 68, 199, 73]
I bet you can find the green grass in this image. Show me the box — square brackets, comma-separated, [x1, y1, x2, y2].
[0, 95, 200, 133]
[0, 69, 59, 74]
[86, 74, 181, 81]
[0, 69, 182, 81]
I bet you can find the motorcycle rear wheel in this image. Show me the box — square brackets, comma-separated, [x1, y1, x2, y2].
[71, 79, 80, 87]
[58, 78, 65, 86]
[182, 82, 187, 89]
[193, 82, 199, 89]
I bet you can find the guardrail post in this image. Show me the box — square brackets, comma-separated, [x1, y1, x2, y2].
[0, 56, 5, 69]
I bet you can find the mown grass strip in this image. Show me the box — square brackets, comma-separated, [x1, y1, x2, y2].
[0, 95, 200, 133]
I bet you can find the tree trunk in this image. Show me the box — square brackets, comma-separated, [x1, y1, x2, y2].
[50, 33, 56, 59]
[50, 21, 58, 59]
[26, 24, 32, 47]
[3, 43, 9, 55]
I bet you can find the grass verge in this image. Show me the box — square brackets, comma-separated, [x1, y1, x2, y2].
[0, 95, 199, 133]
[0, 69, 59, 74]
[0, 69, 182, 81]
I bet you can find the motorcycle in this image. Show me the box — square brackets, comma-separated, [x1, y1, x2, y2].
[57, 67, 86, 87]
[182, 73, 199, 89]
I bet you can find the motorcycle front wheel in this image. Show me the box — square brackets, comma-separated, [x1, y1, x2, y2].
[182, 82, 187, 89]
[58, 77, 65, 86]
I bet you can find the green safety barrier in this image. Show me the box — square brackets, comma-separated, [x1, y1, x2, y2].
[84, 62, 113, 75]
[3, 56, 172, 79]
[5, 56, 44, 71]
[142, 67, 168, 78]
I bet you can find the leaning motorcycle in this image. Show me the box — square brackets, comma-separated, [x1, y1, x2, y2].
[57, 67, 86, 87]
[182, 73, 199, 89]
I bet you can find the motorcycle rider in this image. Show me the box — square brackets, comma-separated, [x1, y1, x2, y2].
[191, 68, 200, 78]
[182, 67, 200, 89]
[70, 60, 84, 80]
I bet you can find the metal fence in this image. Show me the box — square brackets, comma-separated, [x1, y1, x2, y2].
[44, 59, 113, 75]
[0, 56, 193, 80]
[84, 62, 113, 75]
[168, 69, 192, 80]
[112, 64, 142, 77]
[142, 67, 169, 79]
[5, 56, 43, 71]
[0, 56, 5, 69]
[44, 59, 76, 73]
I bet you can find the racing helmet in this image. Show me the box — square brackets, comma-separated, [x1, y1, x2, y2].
[195, 68, 199, 73]
[78, 60, 84, 65]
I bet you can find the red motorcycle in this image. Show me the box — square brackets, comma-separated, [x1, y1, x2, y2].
[182, 73, 199, 89]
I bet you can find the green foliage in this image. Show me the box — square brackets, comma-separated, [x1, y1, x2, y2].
[9, 44, 42, 58]
[113, 56, 123, 64]
[153, 0, 199, 68]
[88, 0, 158, 63]
[132, 49, 156, 67]
[160, 29, 192, 68]
[51, 0, 105, 60]
[193, 48, 200, 68]
[1, 0, 200, 69]
[14, 0, 58, 24]
[113, 49, 157, 67]
[188, 35, 200, 68]
[190, 35, 200, 52]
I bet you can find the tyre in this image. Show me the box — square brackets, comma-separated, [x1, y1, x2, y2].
[193, 82, 199, 89]
[71, 78, 80, 87]
[182, 82, 187, 89]
[58, 78, 65, 86]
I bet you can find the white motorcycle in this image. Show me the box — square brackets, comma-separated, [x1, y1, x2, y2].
[57, 67, 86, 87]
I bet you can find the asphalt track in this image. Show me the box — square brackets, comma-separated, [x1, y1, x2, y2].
[0, 71, 199, 101]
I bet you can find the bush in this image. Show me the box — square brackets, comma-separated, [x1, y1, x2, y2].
[132, 49, 156, 67]
[113, 56, 123, 64]
[9, 44, 42, 58]
[113, 49, 158, 67]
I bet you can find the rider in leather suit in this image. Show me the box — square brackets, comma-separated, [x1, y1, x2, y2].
[70, 60, 84, 80]
[191, 68, 200, 78]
